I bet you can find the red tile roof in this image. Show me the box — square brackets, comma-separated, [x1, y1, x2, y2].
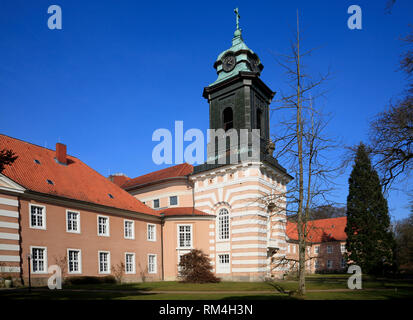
[0, 134, 158, 216]
[161, 207, 214, 217]
[122, 163, 193, 189]
[286, 217, 347, 243]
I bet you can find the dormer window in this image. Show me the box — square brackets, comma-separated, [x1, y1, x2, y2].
[46, 179, 54, 185]
[108, 193, 114, 199]
[223, 107, 233, 131]
[34, 159, 41, 164]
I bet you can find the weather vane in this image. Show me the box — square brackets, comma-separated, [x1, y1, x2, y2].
[234, 8, 240, 30]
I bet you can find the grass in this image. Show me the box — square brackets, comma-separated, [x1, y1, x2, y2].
[1, 274, 412, 300]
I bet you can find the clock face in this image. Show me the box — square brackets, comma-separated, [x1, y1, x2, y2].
[222, 53, 236, 72]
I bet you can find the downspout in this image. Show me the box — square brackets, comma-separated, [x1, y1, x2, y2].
[17, 196, 23, 285]
[160, 215, 164, 281]
[188, 175, 195, 215]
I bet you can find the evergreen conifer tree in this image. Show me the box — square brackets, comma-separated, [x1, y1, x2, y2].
[345, 143, 395, 274]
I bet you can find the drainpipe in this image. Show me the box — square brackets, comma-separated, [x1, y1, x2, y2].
[160, 217, 165, 281]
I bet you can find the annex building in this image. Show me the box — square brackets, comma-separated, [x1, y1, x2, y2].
[0, 20, 347, 285]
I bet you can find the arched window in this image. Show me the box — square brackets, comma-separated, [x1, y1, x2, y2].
[223, 107, 233, 131]
[218, 208, 230, 240]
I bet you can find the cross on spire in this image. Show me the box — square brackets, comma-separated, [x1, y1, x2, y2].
[234, 8, 240, 30]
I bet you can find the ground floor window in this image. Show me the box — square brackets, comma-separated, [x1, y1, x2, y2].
[125, 253, 135, 274]
[68, 249, 81, 274]
[341, 257, 346, 269]
[327, 260, 333, 269]
[217, 254, 230, 274]
[99, 251, 110, 274]
[31, 247, 47, 273]
[148, 254, 157, 274]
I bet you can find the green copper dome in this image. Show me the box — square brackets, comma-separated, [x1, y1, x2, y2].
[209, 9, 264, 86]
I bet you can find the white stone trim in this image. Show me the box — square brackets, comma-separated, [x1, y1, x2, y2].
[232, 267, 267, 272]
[232, 244, 267, 249]
[231, 259, 267, 265]
[0, 209, 19, 218]
[232, 227, 267, 234]
[0, 244, 19, 251]
[0, 197, 18, 207]
[231, 236, 267, 242]
[0, 232, 19, 240]
[0, 255, 20, 262]
[0, 266, 20, 273]
[0, 221, 18, 229]
[232, 252, 267, 257]
[232, 219, 267, 226]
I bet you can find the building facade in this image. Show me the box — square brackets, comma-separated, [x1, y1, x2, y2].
[0, 19, 348, 285]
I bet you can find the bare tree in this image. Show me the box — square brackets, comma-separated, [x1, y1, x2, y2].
[112, 261, 125, 283]
[262, 11, 339, 296]
[369, 28, 412, 190]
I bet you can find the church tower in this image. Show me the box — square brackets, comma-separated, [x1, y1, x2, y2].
[191, 9, 293, 281]
[202, 8, 275, 162]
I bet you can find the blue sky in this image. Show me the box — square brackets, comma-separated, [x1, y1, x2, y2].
[0, 0, 411, 220]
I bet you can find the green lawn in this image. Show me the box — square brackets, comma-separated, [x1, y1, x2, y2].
[1, 275, 412, 300]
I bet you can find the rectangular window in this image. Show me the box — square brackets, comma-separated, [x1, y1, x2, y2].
[169, 195, 178, 206]
[66, 210, 80, 233]
[99, 251, 110, 274]
[98, 216, 109, 236]
[68, 249, 81, 274]
[341, 257, 346, 269]
[31, 247, 47, 273]
[293, 245, 296, 254]
[287, 245, 291, 253]
[217, 254, 230, 273]
[30, 204, 46, 229]
[178, 225, 192, 248]
[315, 260, 319, 269]
[148, 254, 157, 274]
[153, 199, 160, 209]
[327, 260, 333, 269]
[341, 243, 346, 253]
[147, 224, 156, 241]
[327, 245, 333, 254]
[125, 253, 135, 274]
[314, 246, 320, 254]
[124, 220, 134, 239]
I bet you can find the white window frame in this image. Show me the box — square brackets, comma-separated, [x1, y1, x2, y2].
[327, 260, 333, 269]
[98, 251, 111, 274]
[169, 195, 178, 207]
[67, 248, 82, 274]
[147, 223, 156, 241]
[153, 199, 160, 209]
[125, 252, 136, 274]
[177, 224, 192, 249]
[340, 243, 346, 253]
[217, 208, 230, 241]
[66, 210, 80, 233]
[97, 215, 110, 237]
[217, 253, 230, 274]
[314, 245, 320, 254]
[327, 245, 333, 254]
[124, 219, 135, 240]
[293, 245, 296, 254]
[29, 204, 46, 230]
[148, 254, 157, 274]
[30, 246, 48, 274]
[315, 259, 320, 269]
[341, 257, 346, 269]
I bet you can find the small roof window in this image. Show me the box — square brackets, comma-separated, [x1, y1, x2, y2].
[34, 159, 41, 164]
[108, 193, 114, 199]
[46, 179, 54, 185]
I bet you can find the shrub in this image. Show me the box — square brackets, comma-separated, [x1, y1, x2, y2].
[65, 275, 116, 285]
[178, 249, 220, 283]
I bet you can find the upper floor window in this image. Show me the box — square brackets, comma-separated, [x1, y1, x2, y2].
[314, 246, 320, 254]
[341, 257, 347, 269]
[153, 199, 160, 209]
[218, 208, 230, 240]
[178, 225, 192, 248]
[31, 246, 47, 273]
[124, 220, 134, 239]
[341, 243, 346, 253]
[327, 245, 333, 254]
[66, 210, 80, 233]
[30, 204, 46, 229]
[223, 107, 233, 131]
[98, 216, 109, 236]
[169, 195, 178, 206]
[147, 223, 156, 241]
